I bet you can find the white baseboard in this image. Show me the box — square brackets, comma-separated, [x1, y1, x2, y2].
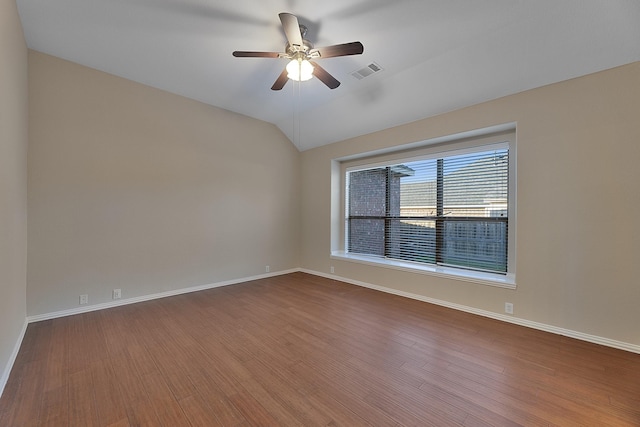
[7, 265, 638, 402]
[0, 318, 28, 398]
[300, 269, 640, 355]
[27, 269, 299, 323]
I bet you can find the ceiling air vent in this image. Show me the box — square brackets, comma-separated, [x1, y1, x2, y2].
[351, 62, 383, 80]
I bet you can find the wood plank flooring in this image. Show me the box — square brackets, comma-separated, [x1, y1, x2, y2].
[1, 272, 639, 426]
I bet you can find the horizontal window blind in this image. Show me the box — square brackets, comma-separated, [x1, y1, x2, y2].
[347, 147, 509, 274]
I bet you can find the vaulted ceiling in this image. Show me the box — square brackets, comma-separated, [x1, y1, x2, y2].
[17, 0, 640, 151]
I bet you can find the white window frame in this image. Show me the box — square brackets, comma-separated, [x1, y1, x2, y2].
[330, 125, 517, 289]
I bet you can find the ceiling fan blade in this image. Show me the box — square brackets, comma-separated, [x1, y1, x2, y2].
[279, 12, 303, 49]
[310, 62, 340, 89]
[310, 41, 364, 59]
[271, 68, 289, 91]
[232, 51, 280, 58]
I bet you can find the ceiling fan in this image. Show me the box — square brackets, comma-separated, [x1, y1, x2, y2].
[233, 12, 364, 90]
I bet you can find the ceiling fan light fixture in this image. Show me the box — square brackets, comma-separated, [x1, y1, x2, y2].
[286, 58, 314, 82]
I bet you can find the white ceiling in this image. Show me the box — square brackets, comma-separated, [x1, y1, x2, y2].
[17, 0, 640, 151]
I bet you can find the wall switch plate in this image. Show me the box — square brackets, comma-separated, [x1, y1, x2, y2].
[505, 302, 514, 314]
[79, 294, 88, 305]
[265, 265, 270, 273]
[113, 289, 121, 300]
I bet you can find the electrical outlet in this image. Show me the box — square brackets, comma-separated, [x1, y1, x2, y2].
[330, 266, 335, 274]
[505, 302, 514, 315]
[113, 289, 121, 300]
[265, 265, 270, 273]
[79, 294, 88, 305]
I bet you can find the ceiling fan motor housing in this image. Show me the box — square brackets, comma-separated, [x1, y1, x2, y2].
[286, 39, 313, 56]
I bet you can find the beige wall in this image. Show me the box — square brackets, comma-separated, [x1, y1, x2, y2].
[27, 51, 300, 316]
[0, 0, 28, 387]
[301, 62, 640, 346]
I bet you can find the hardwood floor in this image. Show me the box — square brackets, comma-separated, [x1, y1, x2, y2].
[1, 272, 639, 426]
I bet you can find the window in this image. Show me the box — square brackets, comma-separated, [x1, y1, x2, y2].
[336, 129, 515, 287]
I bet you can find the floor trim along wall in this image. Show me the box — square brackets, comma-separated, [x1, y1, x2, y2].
[300, 269, 640, 355]
[27, 269, 300, 323]
[0, 318, 28, 398]
[4, 268, 638, 400]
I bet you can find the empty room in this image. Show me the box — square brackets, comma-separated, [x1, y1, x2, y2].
[2, 1, 640, 425]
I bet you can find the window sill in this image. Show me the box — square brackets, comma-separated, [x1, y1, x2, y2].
[330, 251, 516, 289]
